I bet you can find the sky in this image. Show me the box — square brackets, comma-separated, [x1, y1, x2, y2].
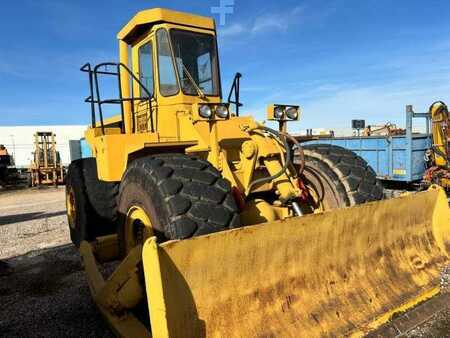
[1, 0, 450, 132]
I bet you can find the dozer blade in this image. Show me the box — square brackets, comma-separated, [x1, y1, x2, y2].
[142, 187, 450, 338]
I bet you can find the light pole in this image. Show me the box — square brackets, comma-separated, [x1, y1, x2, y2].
[9, 135, 15, 164]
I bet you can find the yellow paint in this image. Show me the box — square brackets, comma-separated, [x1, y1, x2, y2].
[140, 187, 450, 337]
[65, 186, 76, 228]
[440, 177, 450, 189]
[80, 240, 151, 338]
[78, 8, 450, 338]
[393, 168, 406, 176]
[85, 7, 301, 208]
[142, 238, 170, 338]
[429, 101, 449, 167]
[117, 8, 215, 41]
[123, 205, 154, 254]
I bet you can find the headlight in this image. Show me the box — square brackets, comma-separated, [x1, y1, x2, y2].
[215, 105, 229, 118]
[286, 107, 299, 120]
[199, 105, 213, 119]
[274, 106, 284, 119]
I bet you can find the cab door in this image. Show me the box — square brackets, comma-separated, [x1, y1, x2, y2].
[132, 35, 157, 134]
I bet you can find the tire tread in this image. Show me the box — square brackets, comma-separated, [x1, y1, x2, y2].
[303, 144, 384, 205]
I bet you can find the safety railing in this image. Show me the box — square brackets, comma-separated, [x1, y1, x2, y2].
[80, 62, 154, 134]
[227, 72, 243, 116]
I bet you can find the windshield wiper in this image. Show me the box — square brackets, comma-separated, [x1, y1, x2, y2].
[181, 62, 206, 99]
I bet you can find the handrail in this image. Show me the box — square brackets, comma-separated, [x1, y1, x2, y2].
[227, 72, 243, 116]
[81, 62, 154, 135]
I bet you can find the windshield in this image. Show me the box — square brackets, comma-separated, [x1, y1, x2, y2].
[170, 30, 220, 96]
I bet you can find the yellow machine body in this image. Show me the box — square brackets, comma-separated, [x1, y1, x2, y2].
[430, 101, 450, 168]
[76, 8, 450, 338]
[85, 8, 222, 181]
[85, 8, 302, 218]
[426, 101, 450, 189]
[81, 186, 450, 337]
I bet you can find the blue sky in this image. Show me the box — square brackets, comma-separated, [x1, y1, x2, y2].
[1, 0, 450, 132]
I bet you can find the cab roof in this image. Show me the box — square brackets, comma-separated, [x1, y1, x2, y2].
[117, 8, 216, 43]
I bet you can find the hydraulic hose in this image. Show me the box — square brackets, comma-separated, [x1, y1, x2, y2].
[280, 131, 305, 175]
[246, 126, 291, 194]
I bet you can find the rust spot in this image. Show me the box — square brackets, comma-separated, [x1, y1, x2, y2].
[310, 313, 320, 324]
[375, 248, 383, 259]
[257, 332, 276, 338]
[411, 255, 425, 270]
[445, 241, 450, 254]
[281, 294, 298, 312]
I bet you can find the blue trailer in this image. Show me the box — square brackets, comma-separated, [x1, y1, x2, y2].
[305, 108, 432, 183]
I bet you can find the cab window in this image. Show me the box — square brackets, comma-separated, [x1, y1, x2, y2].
[138, 42, 153, 98]
[170, 30, 219, 96]
[156, 29, 179, 96]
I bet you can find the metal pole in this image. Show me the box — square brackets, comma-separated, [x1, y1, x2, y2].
[9, 135, 15, 162]
[119, 40, 132, 134]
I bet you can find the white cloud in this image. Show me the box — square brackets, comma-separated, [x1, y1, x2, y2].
[218, 4, 306, 39]
[300, 79, 450, 131]
[251, 15, 287, 33]
[218, 23, 245, 37]
[251, 5, 306, 33]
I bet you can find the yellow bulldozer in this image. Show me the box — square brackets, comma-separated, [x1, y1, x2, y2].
[65, 8, 450, 337]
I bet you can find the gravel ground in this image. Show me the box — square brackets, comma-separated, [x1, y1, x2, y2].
[0, 187, 68, 259]
[0, 187, 113, 337]
[405, 266, 450, 338]
[406, 308, 450, 338]
[0, 187, 449, 337]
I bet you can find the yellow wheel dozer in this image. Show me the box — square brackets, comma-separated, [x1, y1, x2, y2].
[65, 8, 450, 337]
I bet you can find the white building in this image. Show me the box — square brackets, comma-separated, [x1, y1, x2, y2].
[0, 126, 86, 168]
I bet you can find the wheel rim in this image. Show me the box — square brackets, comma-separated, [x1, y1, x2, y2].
[304, 183, 326, 213]
[300, 166, 343, 214]
[124, 205, 154, 253]
[66, 187, 76, 229]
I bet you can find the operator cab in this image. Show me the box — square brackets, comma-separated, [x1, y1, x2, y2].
[81, 8, 294, 137]
[120, 8, 222, 103]
[80, 8, 228, 135]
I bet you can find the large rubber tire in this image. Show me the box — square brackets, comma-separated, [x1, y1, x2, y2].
[66, 159, 96, 247]
[300, 144, 383, 210]
[65, 158, 118, 247]
[117, 154, 240, 253]
[83, 158, 119, 224]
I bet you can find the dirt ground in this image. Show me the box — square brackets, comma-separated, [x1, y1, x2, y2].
[0, 187, 449, 337]
[0, 187, 114, 337]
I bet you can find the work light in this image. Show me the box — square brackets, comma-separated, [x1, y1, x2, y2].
[286, 107, 299, 120]
[199, 105, 213, 119]
[274, 106, 284, 119]
[215, 105, 229, 118]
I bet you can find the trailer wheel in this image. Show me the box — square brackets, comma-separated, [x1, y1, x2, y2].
[299, 144, 383, 212]
[66, 159, 118, 247]
[117, 154, 240, 255]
